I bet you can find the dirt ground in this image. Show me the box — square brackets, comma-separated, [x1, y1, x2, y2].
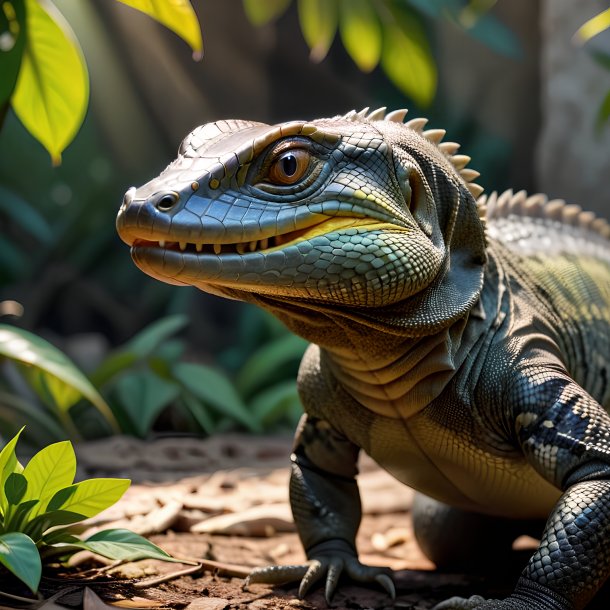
[4, 435, 610, 609]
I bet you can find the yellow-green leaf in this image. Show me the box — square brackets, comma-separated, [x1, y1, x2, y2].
[339, 0, 381, 72]
[47, 478, 130, 518]
[574, 8, 610, 45]
[0, 325, 118, 432]
[22, 441, 76, 517]
[297, 0, 338, 62]
[242, 0, 291, 26]
[11, 0, 89, 165]
[117, 0, 203, 58]
[0, 428, 24, 514]
[381, 14, 436, 107]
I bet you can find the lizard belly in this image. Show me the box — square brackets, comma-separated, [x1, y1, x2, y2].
[363, 413, 561, 519]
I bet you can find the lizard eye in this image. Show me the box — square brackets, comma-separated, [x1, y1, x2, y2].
[268, 149, 310, 185]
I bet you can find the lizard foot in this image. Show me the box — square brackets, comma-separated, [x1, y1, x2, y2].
[432, 578, 572, 610]
[243, 539, 395, 604]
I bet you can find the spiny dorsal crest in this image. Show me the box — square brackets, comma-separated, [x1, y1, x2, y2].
[479, 190, 610, 241]
[341, 106, 485, 202]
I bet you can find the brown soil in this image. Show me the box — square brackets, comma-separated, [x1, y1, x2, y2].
[4, 435, 609, 610]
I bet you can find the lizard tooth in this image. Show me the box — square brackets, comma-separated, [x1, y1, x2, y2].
[385, 108, 409, 122]
[159, 240, 166, 248]
[366, 107, 387, 121]
[249, 240, 258, 252]
[195, 243, 203, 252]
[179, 241, 187, 251]
[213, 243, 222, 255]
[235, 242, 247, 255]
[405, 117, 428, 132]
[423, 128, 446, 143]
[260, 238, 269, 250]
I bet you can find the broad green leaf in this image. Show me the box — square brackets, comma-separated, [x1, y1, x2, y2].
[91, 315, 188, 387]
[47, 478, 130, 518]
[4, 472, 26, 505]
[20, 365, 82, 413]
[242, 0, 291, 26]
[11, 0, 89, 164]
[178, 393, 216, 435]
[41, 526, 79, 546]
[3, 499, 38, 532]
[339, 0, 381, 72]
[236, 333, 306, 396]
[381, 12, 436, 107]
[114, 370, 180, 437]
[0, 531, 40, 592]
[78, 528, 180, 562]
[597, 89, 610, 131]
[574, 8, 610, 45]
[0, 186, 54, 243]
[297, 0, 338, 62]
[173, 362, 259, 432]
[116, 0, 203, 59]
[461, 12, 522, 58]
[0, 427, 24, 514]
[249, 380, 301, 428]
[23, 509, 86, 542]
[22, 440, 76, 517]
[0, 391, 67, 445]
[0, 0, 26, 106]
[0, 325, 118, 431]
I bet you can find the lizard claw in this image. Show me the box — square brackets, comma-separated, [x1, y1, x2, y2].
[375, 573, 396, 600]
[298, 560, 324, 598]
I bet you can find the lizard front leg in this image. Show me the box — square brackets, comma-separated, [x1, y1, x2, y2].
[436, 372, 610, 610]
[245, 415, 394, 603]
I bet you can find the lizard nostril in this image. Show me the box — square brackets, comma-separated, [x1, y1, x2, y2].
[155, 191, 180, 211]
[121, 186, 136, 210]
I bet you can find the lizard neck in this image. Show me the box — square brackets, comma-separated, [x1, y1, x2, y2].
[252, 252, 501, 419]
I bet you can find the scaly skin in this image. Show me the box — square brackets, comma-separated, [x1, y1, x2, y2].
[116, 108, 610, 609]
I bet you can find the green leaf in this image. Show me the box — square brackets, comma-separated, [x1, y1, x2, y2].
[0, 427, 24, 514]
[574, 8, 610, 45]
[596, 89, 610, 131]
[114, 370, 180, 437]
[461, 12, 522, 58]
[236, 334, 306, 397]
[3, 499, 38, 532]
[0, 531, 40, 592]
[22, 440, 76, 517]
[172, 362, 259, 432]
[0, 392, 67, 445]
[249, 380, 301, 428]
[4, 472, 26, 505]
[47, 478, 130, 518]
[0, 0, 26, 106]
[297, 0, 338, 62]
[380, 11, 436, 107]
[339, 0, 381, 72]
[11, 0, 89, 164]
[0, 325, 118, 431]
[23, 509, 86, 542]
[91, 315, 188, 387]
[178, 393, 216, 435]
[78, 528, 180, 562]
[242, 0, 291, 26]
[0, 186, 54, 243]
[116, 0, 203, 59]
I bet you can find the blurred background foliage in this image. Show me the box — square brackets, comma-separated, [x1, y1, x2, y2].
[0, 0, 608, 448]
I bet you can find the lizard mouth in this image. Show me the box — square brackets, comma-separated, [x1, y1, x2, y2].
[131, 216, 384, 256]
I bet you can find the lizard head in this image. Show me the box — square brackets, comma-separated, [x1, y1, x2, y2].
[117, 108, 486, 329]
